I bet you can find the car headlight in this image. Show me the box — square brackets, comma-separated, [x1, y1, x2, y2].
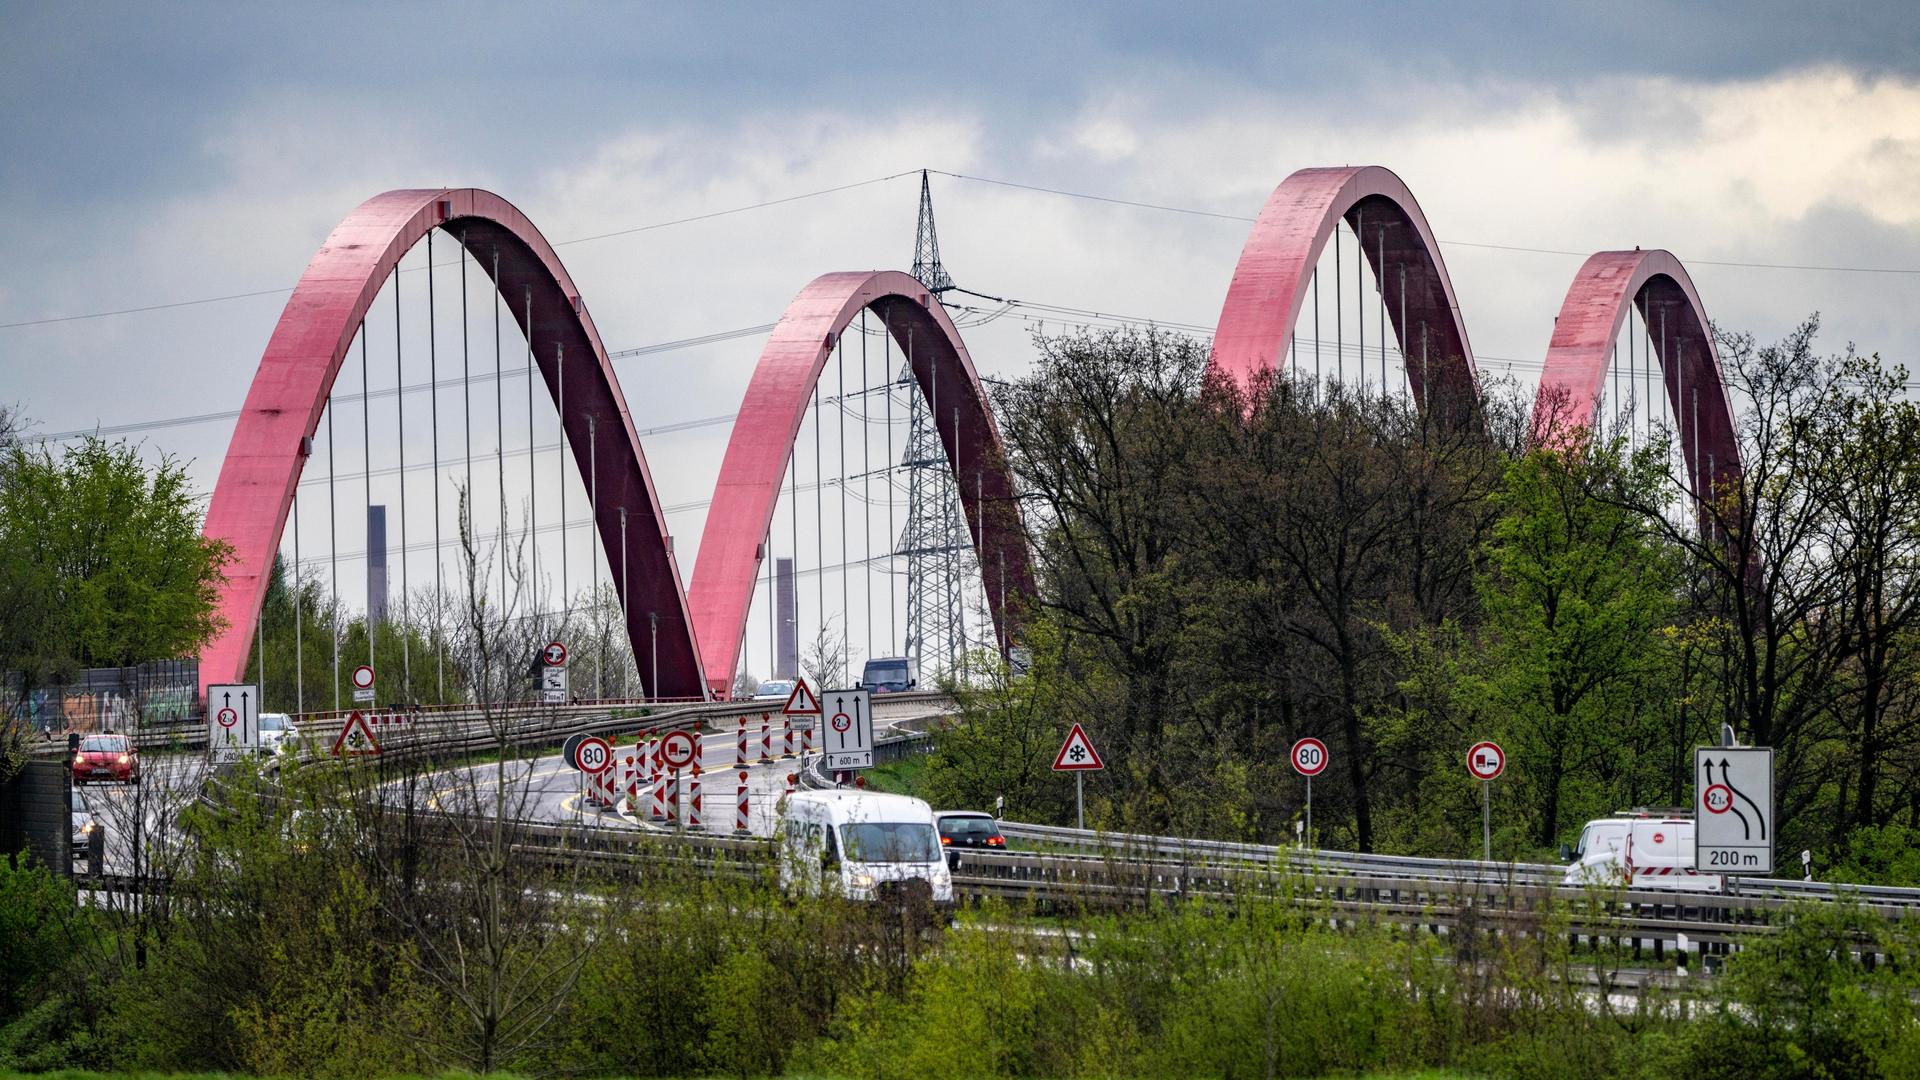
[82, 822, 94, 834]
[73, 754, 84, 765]
[118, 754, 131, 764]
[852, 873, 875, 889]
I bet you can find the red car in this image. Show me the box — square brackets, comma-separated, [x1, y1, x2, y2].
[72, 733, 139, 784]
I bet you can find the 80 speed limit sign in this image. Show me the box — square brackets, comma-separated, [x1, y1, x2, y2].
[573, 735, 612, 774]
[1290, 737, 1329, 777]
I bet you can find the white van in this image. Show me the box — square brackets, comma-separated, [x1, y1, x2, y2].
[1562, 814, 1722, 892]
[778, 790, 954, 905]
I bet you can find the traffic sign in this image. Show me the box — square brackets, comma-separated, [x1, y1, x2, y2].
[1467, 741, 1506, 781]
[783, 678, 821, 715]
[1290, 737, 1329, 777]
[562, 732, 588, 771]
[541, 665, 569, 704]
[1695, 746, 1773, 874]
[331, 711, 381, 756]
[658, 729, 698, 770]
[1051, 724, 1104, 772]
[822, 688, 873, 770]
[206, 683, 260, 761]
[543, 641, 568, 667]
[575, 735, 613, 774]
[351, 664, 376, 703]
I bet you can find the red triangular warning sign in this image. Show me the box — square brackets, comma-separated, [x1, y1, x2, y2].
[331, 711, 383, 757]
[1052, 723, 1104, 772]
[783, 677, 821, 716]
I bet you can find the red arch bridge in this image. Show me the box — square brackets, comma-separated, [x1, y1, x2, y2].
[196, 167, 1743, 709]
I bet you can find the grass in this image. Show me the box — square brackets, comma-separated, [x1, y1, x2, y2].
[858, 754, 930, 799]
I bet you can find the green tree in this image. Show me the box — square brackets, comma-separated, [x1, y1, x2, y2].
[0, 436, 228, 675]
[0, 435, 228, 779]
[1473, 443, 1680, 845]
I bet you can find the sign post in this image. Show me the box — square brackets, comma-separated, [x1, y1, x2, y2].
[822, 689, 873, 773]
[575, 734, 613, 812]
[782, 677, 821, 719]
[206, 683, 260, 763]
[1467, 741, 1506, 862]
[1695, 746, 1774, 875]
[541, 642, 569, 704]
[1290, 737, 1329, 848]
[351, 664, 376, 704]
[1051, 723, 1104, 830]
[330, 711, 382, 756]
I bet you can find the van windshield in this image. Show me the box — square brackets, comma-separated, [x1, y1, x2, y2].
[839, 822, 940, 863]
[864, 662, 909, 686]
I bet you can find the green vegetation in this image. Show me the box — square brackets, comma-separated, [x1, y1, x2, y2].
[13, 771, 1920, 1080]
[932, 322, 1920, 878]
[858, 756, 930, 799]
[0, 433, 229, 778]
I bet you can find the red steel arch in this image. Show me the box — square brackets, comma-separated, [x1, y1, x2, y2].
[1532, 249, 1742, 494]
[687, 270, 1034, 695]
[199, 188, 705, 703]
[1210, 165, 1478, 414]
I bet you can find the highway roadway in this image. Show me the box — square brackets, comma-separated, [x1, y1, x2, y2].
[409, 701, 932, 837]
[65, 697, 940, 879]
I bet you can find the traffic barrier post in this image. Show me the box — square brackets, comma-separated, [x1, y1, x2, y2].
[759, 714, 772, 765]
[735, 769, 749, 834]
[689, 760, 703, 829]
[783, 715, 794, 758]
[650, 738, 668, 821]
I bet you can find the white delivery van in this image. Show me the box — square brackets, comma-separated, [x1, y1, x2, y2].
[779, 789, 954, 905]
[1562, 813, 1722, 893]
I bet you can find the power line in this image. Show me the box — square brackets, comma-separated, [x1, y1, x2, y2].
[1, 174, 919, 332]
[28, 320, 782, 443]
[18, 163, 1914, 339]
[932, 169, 1920, 276]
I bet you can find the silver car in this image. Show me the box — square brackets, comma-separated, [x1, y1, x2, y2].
[258, 712, 298, 754]
[753, 679, 796, 702]
[70, 786, 100, 861]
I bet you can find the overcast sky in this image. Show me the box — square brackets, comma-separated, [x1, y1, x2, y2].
[4, 2, 1917, 672]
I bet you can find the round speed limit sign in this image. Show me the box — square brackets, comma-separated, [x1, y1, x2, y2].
[574, 735, 612, 774]
[1290, 737, 1329, 777]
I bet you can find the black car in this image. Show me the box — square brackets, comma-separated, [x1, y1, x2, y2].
[935, 811, 1006, 852]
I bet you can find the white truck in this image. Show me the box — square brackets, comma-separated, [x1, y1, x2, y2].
[1562, 811, 1723, 892]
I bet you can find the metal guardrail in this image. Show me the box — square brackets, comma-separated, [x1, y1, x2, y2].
[995, 820, 1920, 910]
[427, 822, 1916, 964]
[45, 691, 955, 758]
